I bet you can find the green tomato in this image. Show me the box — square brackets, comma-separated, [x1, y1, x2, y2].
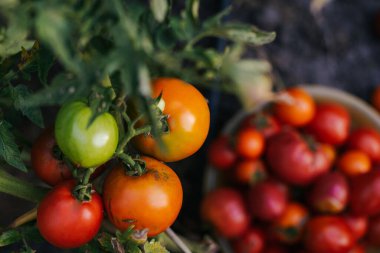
[55, 101, 118, 168]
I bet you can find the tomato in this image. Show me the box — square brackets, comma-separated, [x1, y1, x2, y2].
[234, 159, 267, 185]
[208, 135, 236, 170]
[305, 103, 350, 145]
[201, 188, 250, 238]
[31, 128, 71, 185]
[367, 215, 380, 246]
[337, 150, 371, 177]
[304, 216, 354, 253]
[103, 156, 182, 237]
[55, 101, 118, 168]
[235, 128, 264, 159]
[233, 228, 265, 253]
[347, 128, 380, 162]
[309, 172, 349, 214]
[349, 244, 365, 253]
[133, 78, 210, 162]
[371, 86, 380, 112]
[343, 215, 368, 241]
[274, 87, 315, 127]
[248, 180, 288, 221]
[350, 170, 380, 216]
[240, 112, 280, 138]
[266, 129, 331, 185]
[271, 202, 308, 244]
[321, 143, 336, 164]
[37, 180, 103, 248]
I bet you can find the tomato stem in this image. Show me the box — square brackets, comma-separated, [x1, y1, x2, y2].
[118, 153, 145, 176]
[73, 167, 96, 202]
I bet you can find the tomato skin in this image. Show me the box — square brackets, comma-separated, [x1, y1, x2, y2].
[31, 128, 71, 185]
[241, 113, 280, 139]
[201, 188, 250, 238]
[347, 128, 380, 162]
[55, 101, 119, 168]
[134, 78, 210, 162]
[367, 215, 380, 246]
[305, 103, 350, 145]
[337, 150, 371, 177]
[235, 128, 265, 159]
[234, 159, 267, 185]
[37, 180, 103, 249]
[275, 87, 315, 127]
[266, 129, 331, 185]
[304, 216, 354, 253]
[343, 215, 368, 241]
[208, 135, 236, 170]
[350, 170, 380, 216]
[103, 156, 183, 237]
[233, 228, 265, 253]
[349, 244, 365, 253]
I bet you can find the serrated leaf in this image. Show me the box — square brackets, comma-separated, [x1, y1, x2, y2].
[143, 240, 169, 253]
[0, 121, 27, 172]
[0, 230, 21, 247]
[150, 0, 168, 23]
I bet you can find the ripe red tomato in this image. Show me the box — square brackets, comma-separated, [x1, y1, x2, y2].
[201, 188, 250, 238]
[347, 128, 380, 162]
[133, 78, 210, 162]
[103, 156, 183, 237]
[233, 228, 265, 253]
[31, 128, 71, 185]
[350, 170, 380, 216]
[309, 172, 349, 214]
[37, 180, 103, 248]
[343, 215, 368, 241]
[349, 244, 365, 253]
[240, 112, 280, 138]
[248, 180, 288, 221]
[337, 150, 371, 177]
[304, 216, 354, 253]
[266, 129, 331, 185]
[305, 103, 350, 145]
[234, 159, 267, 185]
[367, 215, 380, 246]
[274, 87, 315, 127]
[208, 135, 236, 170]
[235, 128, 265, 159]
[271, 202, 309, 244]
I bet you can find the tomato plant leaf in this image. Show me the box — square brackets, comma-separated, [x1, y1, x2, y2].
[150, 0, 168, 23]
[0, 121, 27, 172]
[143, 240, 169, 253]
[186, 0, 200, 21]
[0, 230, 21, 247]
[36, 46, 55, 86]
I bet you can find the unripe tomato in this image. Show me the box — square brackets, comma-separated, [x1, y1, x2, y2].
[208, 135, 237, 170]
[133, 78, 210, 162]
[55, 101, 118, 168]
[37, 180, 103, 248]
[233, 228, 265, 253]
[103, 156, 183, 237]
[31, 128, 71, 185]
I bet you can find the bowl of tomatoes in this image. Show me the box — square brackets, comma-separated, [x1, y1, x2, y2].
[203, 85, 380, 253]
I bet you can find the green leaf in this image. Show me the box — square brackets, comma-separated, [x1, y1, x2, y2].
[150, 0, 168, 22]
[0, 23, 34, 61]
[10, 85, 44, 128]
[0, 226, 41, 248]
[0, 230, 21, 247]
[0, 121, 27, 172]
[36, 46, 55, 86]
[143, 240, 169, 253]
[186, 0, 200, 21]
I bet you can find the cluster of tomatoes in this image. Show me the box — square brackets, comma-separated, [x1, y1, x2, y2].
[204, 87, 380, 253]
[31, 78, 210, 249]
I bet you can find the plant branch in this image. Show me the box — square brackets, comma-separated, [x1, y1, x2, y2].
[8, 207, 38, 228]
[165, 228, 192, 253]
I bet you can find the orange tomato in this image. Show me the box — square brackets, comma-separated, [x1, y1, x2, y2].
[337, 150, 371, 177]
[235, 128, 265, 159]
[320, 143, 336, 164]
[234, 159, 266, 185]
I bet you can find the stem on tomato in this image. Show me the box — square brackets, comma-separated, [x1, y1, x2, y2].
[73, 167, 96, 202]
[118, 153, 145, 176]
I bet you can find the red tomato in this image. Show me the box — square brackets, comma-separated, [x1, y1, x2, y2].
[304, 216, 354, 253]
[305, 103, 350, 145]
[233, 228, 265, 253]
[31, 128, 71, 185]
[266, 129, 331, 185]
[347, 128, 380, 162]
[349, 244, 365, 253]
[350, 170, 380, 216]
[207, 135, 236, 170]
[133, 78, 210, 162]
[343, 215, 368, 241]
[235, 128, 265, 159]
[337, 150, 371, 177]
[234, 159, 267, 185]
[248, 180, 288, 221]
[241, 112, 280, 138]
[201, 188, 250, 238]
[309, 172, 349, 214]
[367, 215, 380, 246]
[37, 180, 103, 248]
[103, 156, 183, 236]
[274, 87, 315, 127]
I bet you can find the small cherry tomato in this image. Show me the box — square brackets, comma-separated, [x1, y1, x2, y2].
[347, 128, 380, 162]
[37, 180, 103, 248]
[233, 228, 265, 253]
[337, 150, 371, 177]
[31, 128, 71, 185]
[240, 112, 280, 138]
[234, 159, 267, 185]
[201, 188, 250, 238]
[235, 128, 264, 159]
[103, 156, 183, 237]
[274, 87, 315, 127]
[208, 135, 236, 170]
[343, 215, 368, 241]
[305, 103, 350, 145]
